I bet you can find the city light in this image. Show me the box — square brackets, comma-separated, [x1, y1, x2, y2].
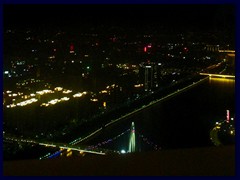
[40, 97, 70, 107]
[70, 44, 74, 53]
[100, 90, 108, 93]
[36, 89, 54, 95]
[103, 101, 106, 108]
[6, 104, 16, 108]
[226, 110, 230, 123]
[144, 46, 147, 52]
[54, 87, 63, 91]
[73, 93, 83, 98]
[121, 150, 126, 154]
[61, 97, 70, 101]
[111, 84, 115, 88]
[134, 84, 143, 88]
[62, 90, 72, 94]
[16, 98, 38, 107]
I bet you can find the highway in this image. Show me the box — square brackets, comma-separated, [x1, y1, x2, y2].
[3, 136, 108, 157]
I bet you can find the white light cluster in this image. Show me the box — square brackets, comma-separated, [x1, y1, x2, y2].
[62, 90, 72, 94]
[16, 98, 38, 107]
[6, 98, 38, 108]
[73, 91, 87, 98]
[41, 97, 70, 107]
[54, 87, 63, 91]
[134, 84, 144, 88]
[36, 89, 54, 95]
[73, 93, 83, 98]
[8, 93, 18, 97]
[100, 90, 108, 93]
[61, 97, 70, 101]
[6, 104, 16, 108]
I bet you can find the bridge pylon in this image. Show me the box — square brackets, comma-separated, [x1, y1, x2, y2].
[128, 122, 136, 153]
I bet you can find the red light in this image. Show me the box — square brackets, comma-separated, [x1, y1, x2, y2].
[226, 110, 230, 123]
[70, 44, 74, 51]
[144, 47, 147, 52]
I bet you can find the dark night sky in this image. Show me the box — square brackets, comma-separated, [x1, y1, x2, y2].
[4, 4, 235, 32]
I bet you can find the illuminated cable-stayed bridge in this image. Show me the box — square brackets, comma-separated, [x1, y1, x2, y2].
[4, 122, 161, 159]
[129, 122, 136, 153]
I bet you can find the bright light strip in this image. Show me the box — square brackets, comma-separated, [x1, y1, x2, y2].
[16, 98, 38, 107]
[62, 90, 72, 94]
[73, 93, 83, 98]
[200, 73, 235, 78]
[36, 89, 54, 95]
[41, 97, 70, 107]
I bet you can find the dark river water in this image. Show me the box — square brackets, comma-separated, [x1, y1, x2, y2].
[85, 77, 235, 152]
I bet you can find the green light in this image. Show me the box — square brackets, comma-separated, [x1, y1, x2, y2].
[87, 66, 90, 70]
[128, 122, 136, 153]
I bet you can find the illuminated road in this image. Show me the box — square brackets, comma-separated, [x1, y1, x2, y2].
[199, 73, 235, 78]
[3, 136, 108, 156]
[218, 50, 235, 53]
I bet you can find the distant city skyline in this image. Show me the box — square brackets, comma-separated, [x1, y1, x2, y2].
[4, 4, 235, 33]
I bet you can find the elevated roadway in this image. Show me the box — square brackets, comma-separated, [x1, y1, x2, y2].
[199, 73, 235, 79]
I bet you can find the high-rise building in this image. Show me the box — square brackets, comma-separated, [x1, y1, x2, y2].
[142, 62, 159, 91]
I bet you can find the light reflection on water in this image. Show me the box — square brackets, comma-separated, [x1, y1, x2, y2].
[87, 78, 235, 151]
[209, 77, 235, 84]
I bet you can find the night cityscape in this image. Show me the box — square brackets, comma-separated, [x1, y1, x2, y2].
[3, 4, 235, 175]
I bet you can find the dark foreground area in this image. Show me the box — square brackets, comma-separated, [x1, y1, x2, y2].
[4, 145, 235, 176]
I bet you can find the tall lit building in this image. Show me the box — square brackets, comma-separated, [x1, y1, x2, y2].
[142, 62, 159, 91]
